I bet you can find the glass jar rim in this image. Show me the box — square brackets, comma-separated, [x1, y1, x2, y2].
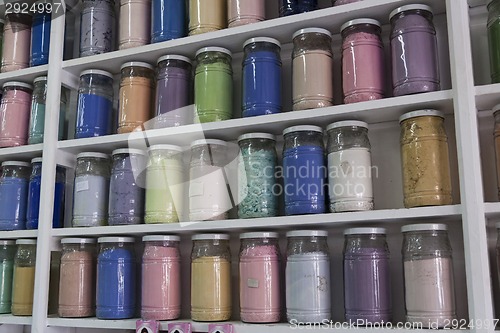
[340, 18, 381, 33]
[401, 223, 448, 233]
[120, 61, 154, 71]
[344, 227, 386, 235]
[76, 152, 110, 160]
[190, 139, 227, 148]
[16, 239, 37, 245]
[61, 238, 96, 244]
[493, 104, 500, 115]
[33, 76, 48, 84]
[143, 235, 180, 242]
[243, 37, 281, 49]
[399, 109, 444, 123]
[98, 236, 135, 243]
[389, 4, 433, 20]
[157, 54, 192, 65]
[2, 81, 33, 90]
[240, 232, 279, 239]
[2, 161, 30, 167]
[238, 132, 276, 142]
[31, 157, 43, 164]
[195, 47, 232, 58]
[292, 27, 332, 39]
[80, 69, 114, 79]
[192, 233, 230, 241]
[112, 148, 147, 156]
[148, 144, 184, 152]
[326, 120, 368, 131]
[283, 125, 323, 136]
[0, 240, 15, 246]
[286, 230, 328, 237]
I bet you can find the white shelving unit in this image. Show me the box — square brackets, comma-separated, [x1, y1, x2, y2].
[0, 0, 496, 332]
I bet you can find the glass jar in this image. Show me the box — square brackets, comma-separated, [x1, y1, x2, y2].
[343, 228, 391, 323]
[72, 152, 111, 227]
[11, 239, 36, 316]
[79, 0, 116, 57]
[282, 125, 326, 215]
[75, 70, 114, 139]
[118, 0, 150, 49]
[28, 76, 66, 144]
[189, 0, 226, 35]
[239, 232, 280, 323]
[292, 28, 333, 111]
[189, 139, 231, 221]
[26, 157, 66, 229]
[0, 240, 15, 314]
[1, 13, 31, 73]
[402, 224, 456, 327]
[109, 149, 147, 225]
[194, 47, 233, 123]
[58, 238, 96, 318]
[96, 237, 136, 319]
[151, 0, 186, 43]
[228, 0, 265, 27]
[489, 0, 500, 83]
[141, 235, 181, 320]
[0, 19, 4, 57]
[286, 230, 330, 323]
[118, 62, 155, 133]
[145, 145, 185, 224]
[242, 37, 282, 117]
[334, 0, 362, 5]
[0, 161, 31, 231]
[399, 110, 452, 208]
[494, 106, 500, 200]
[390, 4, 440, 96]
[280, 0, 318, 17]
[341, 19, 384, 104]
[326, 121, 373, 212]
[154, 55, 193, 128]
[237, 133, 278, 218]
[30, 0, 51, 66]
[191, 234, 231, 321]
[0, 81, 33, 147]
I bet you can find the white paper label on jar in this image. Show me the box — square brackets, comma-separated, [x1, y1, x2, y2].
[247, 278, 259, 288]
[189, 182, 204, 196]
[75, 180, 89, 192]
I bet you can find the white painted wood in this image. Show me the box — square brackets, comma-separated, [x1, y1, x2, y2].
[0, 230, 37, 239]
[0, 66, 48, 88]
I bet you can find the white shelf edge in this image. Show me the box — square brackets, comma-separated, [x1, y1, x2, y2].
[0, 230, 38, 239]
[51, 205, 462, 237]
[0, 66, 48, 86]
[0, 144, 43, 160]
[475, 83, 500, 111]
[485, 202, 500, 218]
[57, 90, 453, 153]
[0, 314, 31, 325]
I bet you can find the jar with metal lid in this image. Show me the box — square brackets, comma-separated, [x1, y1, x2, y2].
[239, 232, 280, 323]
[154, 55, 193, 128]
[75, 70, 114, 138]
[343, 228, 391, 324]
[399, 110, 452, 208]
[194, 47, 233, 123]
[390, 4, 440, 96]
[242, 37, 282, 117]
[334, 0, 362, 5]
[189, 0, 226, 35]
[79, 0, 115, 57]
[494, 105, 500, 199]
[109, 149, 147, 225]
[286, 230, 330, 323]
[118, 62, 155, 133]
[0, 81, 33, 147]
[292, 28, 333, 111]
[189, 139, 231, 221]
[58, 238, 96, 318]
[0, 161, 31, 231]
[151, 0, 186, 43]
[489, 0, 500, 83]
[280, 0, 318, 17]
[26, 158, 66, 230]
[191, 234, 231, 321]
[72, 152, 111, 227]
[142, 235, 181, 320]
[1, 13, 31, 72]
[96, 237, 136, 319]
[28, 76, 66, 144]
[282, 125, 326, 215]
[145, 145, 185, 224]
[11, 239, 36, 316]
[326, 121, 373, 212]
[118, 0, 150, 49]
[0, 19, 4, 58]
[0, 240, 15, 314]
[401, 224, 456, 327]
[228, 0, 265, 27]
[30, 0, 51, 66]
[341, 19, 385, 104]
[237, 133, 278, 218]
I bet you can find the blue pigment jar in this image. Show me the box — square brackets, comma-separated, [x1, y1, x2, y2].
[242, 37, 282, 117]
[0, 161, 31, 230]
[282, 125, 326, 215]
[75, 69, 114, 139]
[151, 0, 187, 43]
[30, 1, 51, 66]
[26, 158, 66, 230]
[96, 237, 136, 319]
[280, 0, 318, 17]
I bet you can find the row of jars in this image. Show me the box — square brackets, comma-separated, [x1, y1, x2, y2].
[0, 159, 66, 231]
[0, 7, 52, 73]
[0, 78, 66, 148]
[75, 0, 361, 58]
[49, 224, 456, 326]
[73, 4, 440, 138]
